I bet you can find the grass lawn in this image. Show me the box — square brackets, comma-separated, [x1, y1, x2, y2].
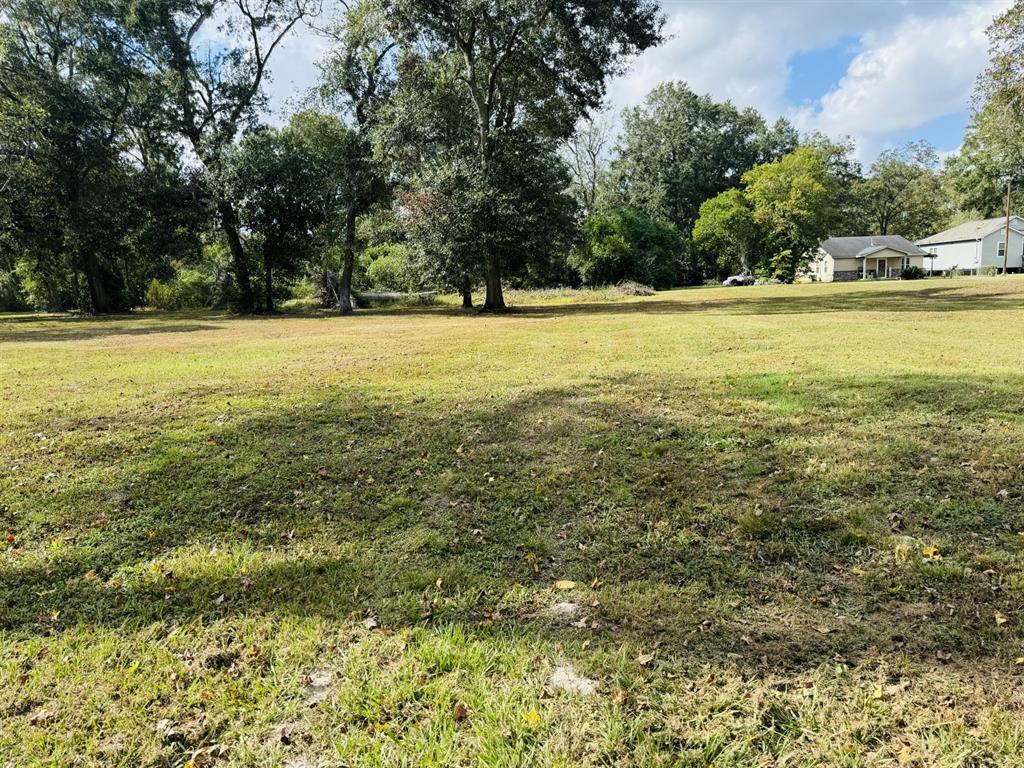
[2, 277, 1023, 767]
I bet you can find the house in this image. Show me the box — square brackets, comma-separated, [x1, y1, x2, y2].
[807, 235, 928, 282]
[916, 216, 1024, 275]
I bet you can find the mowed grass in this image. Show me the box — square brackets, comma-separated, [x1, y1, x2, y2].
[1, 277, 1023, 767]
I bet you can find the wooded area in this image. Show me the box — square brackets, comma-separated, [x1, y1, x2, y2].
[1, 1, 1021, 315]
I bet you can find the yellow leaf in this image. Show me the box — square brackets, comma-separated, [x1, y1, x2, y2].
[921, 545, 941, 561]
[995, 611, 1009, 626]
[553, 580, 576, 590]
[1014, 657, 1024, 665]
[84, 570, 96, 581]
[524, 709, 541, 727]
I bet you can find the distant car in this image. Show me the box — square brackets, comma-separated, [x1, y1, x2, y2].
[722, 274, 755, 286]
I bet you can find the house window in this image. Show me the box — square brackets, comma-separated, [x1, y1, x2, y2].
[998, 241, 1006, 258]
[902, 255, 910, 269]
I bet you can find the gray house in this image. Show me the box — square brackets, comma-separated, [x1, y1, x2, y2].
[807, 235, 928, 282]
[917, 216, 1023, 274]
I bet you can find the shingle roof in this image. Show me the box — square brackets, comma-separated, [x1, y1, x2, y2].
[917, 216, 1023, 245]
[819, 235, 928, 259]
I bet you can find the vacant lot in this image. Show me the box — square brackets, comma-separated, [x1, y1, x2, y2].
[2, 278, 1023, 767]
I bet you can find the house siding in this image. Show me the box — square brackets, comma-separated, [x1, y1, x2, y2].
[920, 216, 1024, 272]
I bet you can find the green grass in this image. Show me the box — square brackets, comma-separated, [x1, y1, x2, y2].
[1, 277, 1023, 767]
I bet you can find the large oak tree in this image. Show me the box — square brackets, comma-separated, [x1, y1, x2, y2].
[386, 0, 664, 311]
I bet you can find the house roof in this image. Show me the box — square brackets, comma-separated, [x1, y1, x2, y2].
[819, 235, 928, 259]
[917, 216, 1024, 245]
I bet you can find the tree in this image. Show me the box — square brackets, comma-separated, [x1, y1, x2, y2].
[612, 82, 795, 236]
[123, 0, 317, 313]
[692, 189, 759, 277]
[570, 207, 684, 288]
[743, 146, 840, 281]
[402, 134, 578, 303]
[973, 0, 1024, 179]
[221, 126, 324, 312]
[856, 141, 950, 241]
[0, 0, 180, 313]
[562, 110, 615, 218]
[945, 112, 1011, 218]
[312, 0, 395, 313]
[386, 0, 664, 311]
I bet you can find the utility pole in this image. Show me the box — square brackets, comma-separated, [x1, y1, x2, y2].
[1004, 178, 1012, 275]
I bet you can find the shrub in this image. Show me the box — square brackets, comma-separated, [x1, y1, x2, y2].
[979, 265, 999, 277]
[571, 208, 684, 289]
[900, 265, 926, 280]
[364, 243, 417, 292]
[0, 269, 30, 311]
[145, 269, 215, 310]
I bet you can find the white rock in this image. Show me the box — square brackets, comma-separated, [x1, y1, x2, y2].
[549, 664, 597, 695]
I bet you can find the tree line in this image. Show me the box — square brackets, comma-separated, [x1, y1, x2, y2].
[1, 0, 1020, 314]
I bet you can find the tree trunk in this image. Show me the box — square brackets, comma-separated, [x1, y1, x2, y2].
[217, 199, 255, 314]
[263, 246, 274, 313]
[461, 275, 473, 309]
[482, 253, 506, 312]
[82, 250, 115, 314]
[337, 208, 357, 314]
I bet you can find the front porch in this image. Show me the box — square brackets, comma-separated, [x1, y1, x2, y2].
[861, 255, 908, 280]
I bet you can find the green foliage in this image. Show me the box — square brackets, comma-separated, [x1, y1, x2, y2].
[403, 138, 578, 294]
[385, 0, 664, 308]
[363, 244, 417, 292]
[221, 125, 326, 311]
[743, 147, 842, 281]
[979, 265, 1000, 277]
[900, 265, 926, 280]
[692, 189, 759, 277]
[571, 208, 684, 288]
[612, 82, 798, 234]
[0, 267, 29, 311]
[973, 1, 1024, 178]
[855, 141, 950, 241]
[144, 269, 216, 310]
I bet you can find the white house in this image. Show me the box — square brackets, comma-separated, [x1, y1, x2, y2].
[916, 216, 1024, 275]
[807, 235, 927, 282]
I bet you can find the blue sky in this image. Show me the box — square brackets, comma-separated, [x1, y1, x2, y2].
[264, 0, 1008, 165]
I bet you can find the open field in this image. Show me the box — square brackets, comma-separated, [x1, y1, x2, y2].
[2, 277, 1023, 767]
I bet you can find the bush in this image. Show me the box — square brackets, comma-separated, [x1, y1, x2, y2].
[900, 265, 926, 280]
[145, 269, 215, 310]
[0, 269, 30, 311]
[571, 208, 684, 289]
[979, 265, 999, 277]
[363, 243, 417, 292]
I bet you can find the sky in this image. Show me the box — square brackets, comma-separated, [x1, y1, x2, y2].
[262, 0, 1009, 166]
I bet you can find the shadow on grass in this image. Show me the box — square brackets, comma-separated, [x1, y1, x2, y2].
[2, 282, 1020, 342]
[0, 313, 221, 342]
[2, 371, 1022, 672]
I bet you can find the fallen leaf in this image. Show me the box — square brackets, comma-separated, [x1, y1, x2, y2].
[921, 545, 941, 561]
[185, 744, 228, 768]
[523, 709, 541, 727]
[995, 612, 1009, 626]
[895, 745, 915, 765]
[636, 652, 655, 666]
[553, 580, 576, 590]
[452, 702, 469, 722]
[362, 616, 379, 630]
[28, 708, 55, 726]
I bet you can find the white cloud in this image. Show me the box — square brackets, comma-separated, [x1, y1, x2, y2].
[794, 2, 1000, 138]
[605, 0, 1006, 162]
